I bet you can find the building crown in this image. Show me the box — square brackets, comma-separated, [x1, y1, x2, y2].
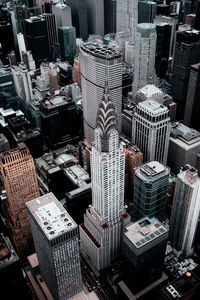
[96, 79, 118, 152]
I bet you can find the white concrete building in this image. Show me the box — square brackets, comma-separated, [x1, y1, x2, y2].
[132, 100, 171, 164]
[80, 42, 123, 145]
[132, 23, 157, 97]
[80, 82, 130, 271]
[169, 165, 200, 257]
[26, 193, 83, 300]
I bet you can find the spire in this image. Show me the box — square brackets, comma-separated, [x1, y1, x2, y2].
[96, 80, 118, 152]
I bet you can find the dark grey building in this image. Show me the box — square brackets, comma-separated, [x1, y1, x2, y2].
[86, 0, 104, 37]
[104, 0, 116, 34]
[123, 217, 168, 294]
[156, 23, 171, 78]
[171, 29, 200, 118]
[0, 134, 9, 153]
[167, 122, 200, 175]
[26, 193, 83, 300]
[138, 1, 157, 23]
[58, 26, 76, 65]
[24, 16, 50, 67]
[66, 0, 88, 40]
[133, 161, 169, 222]
[41, 13, 58, 54]
[184, 63, 200, 131]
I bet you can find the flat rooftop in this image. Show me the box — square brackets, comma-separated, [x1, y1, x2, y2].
[170, 123, 200, 145]
[26, 193, 77, 240]
[141, 161, 165, 177]
[125, 217, 168, 249]
[138, 100, 168, 115]
[80, 42, 121, 60]
[137, 84, 163, 98]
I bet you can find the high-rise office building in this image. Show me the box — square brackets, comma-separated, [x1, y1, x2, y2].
[167, 122, 200, 175]
[133, 161, 169, 222]
[155, 23, 171, 78]
[24, 16, 50, 67]
[104, 0, 117, 34]
[135, 84, 177, 122]
[41, 13, 58, 54]
[80, 82, 130, 271]
[86, 0, 104, 37]
[58, 26, 76, 66]
[171, 29, 200, 118]
[0, 143, 40, 259]
[123, 217, 168, 294]
[169, 165, 200, 257]
[132, 100, 171, 164]
[26, 192, 83, 300]
[132, 23, 157, 96]
[138, 1, 157, 24]
[80, 42, 123, 145]
[65, 0, 88, 40]
[52, 2, 72, 29]
[0, 67, 18, 111]
[116, 0, 138, 41]
[40, 93, 79, 149]
[184, 63, 200, 131]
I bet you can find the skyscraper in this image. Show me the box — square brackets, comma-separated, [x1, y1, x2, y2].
[80, 82, 130, 271]
[86, 0, 104, 37]
[52, 2, 72, 29]
[138, 1, 157, 24]
[24, 16, 50, 67]
[104, 0, 117, 34]
[123, 217, 168, 294]
[167, 122, 200, 175]
[80, 42, 123, 145]
[169, 165, 200, 257]
[0, 143, 40, 259]
[58, 26, 76, 66]
[132, 23, 157, 96]
[171, 29, 200, 118]
[65, 0, 88, 40]
[132, 100, 171, 164]
[116, 0, 138, 42]
[133, 161, 169, 222]
[184, 63, 200, 131]
[41, 13, 58, 54]
[26, 192, 83, 300]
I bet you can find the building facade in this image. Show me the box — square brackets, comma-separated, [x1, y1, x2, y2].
[80, 82, 130, 271]
[26, 193, 83, 300]
[171, 29, 200, 118]
[169, 165, 200, 257]
[0, 144, 40, 259]
[132, 23, 157, 97]
[80, 42, 123, 145]
[133, 161, 169, 222]
[184, 63, 200, 131]
[132, 100, 171, 164]
[167, 122, 200, 175]
[123, 217, 168, 294]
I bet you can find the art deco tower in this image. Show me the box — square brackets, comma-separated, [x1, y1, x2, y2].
[0, 143, 40, 259]
[80, 81, 130, 271]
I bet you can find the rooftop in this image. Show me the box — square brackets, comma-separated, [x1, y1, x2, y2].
[26, 193, 77, 240]
[170, 123, 200, 145]
[137, 84, 163, 98]
[138, 100, 168, 115]
[125, 217, 168, 249]
[0, 236, 19, 269]
[80, 42, 121, 60]
[141, 161, 165, 176]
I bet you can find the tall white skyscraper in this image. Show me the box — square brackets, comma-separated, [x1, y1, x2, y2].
[132, 100, 171, 164]
[169, 165, 200, 257]
[26, 193, 83, 300]
[80, 82, 130, 271]
[116, 0, 138, 61]
[80, 42, 123, 145]
[132, 23, 157, 97]
[116, 0, 138, 43]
